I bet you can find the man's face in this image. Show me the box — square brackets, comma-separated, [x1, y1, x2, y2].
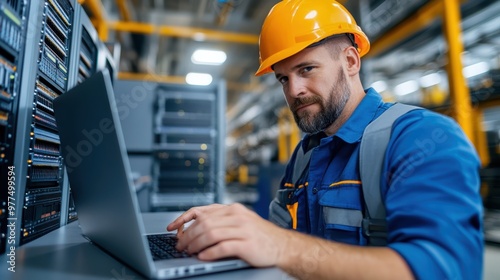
[273, 46, 351, 134]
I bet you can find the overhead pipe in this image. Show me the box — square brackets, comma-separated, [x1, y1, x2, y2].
[117, 72, 264, 92]
[367, 0, 445, 58]
[107, 21, 259, 44]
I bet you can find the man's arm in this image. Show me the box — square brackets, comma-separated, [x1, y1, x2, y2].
[276, 228, 414, 280]
[383, 110, 483, 279]
[168, 203, 414, 279]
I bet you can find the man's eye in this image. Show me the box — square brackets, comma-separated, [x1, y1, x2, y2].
[301, 66, 313, 74]
[278, 77, 288, 84]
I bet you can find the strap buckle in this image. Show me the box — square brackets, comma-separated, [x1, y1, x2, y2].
[362, 218, 387, 238]
[276, 188, 297, 205]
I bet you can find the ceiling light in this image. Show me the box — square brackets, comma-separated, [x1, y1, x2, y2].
[186, 72, 213, 86]
[239, 105, 262, 124]
[226, 137, 236, 147]
[394, 80, 419, 96]
[419, 73, 441, 88]
[192, 32, 206, 41]
[191, 49, 227, 65]
[463, 62, 489, 78]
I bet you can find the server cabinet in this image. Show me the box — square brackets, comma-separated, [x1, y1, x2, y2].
[70, 5, 98, 86]
[0, 0, 27, 255]
[97, 40, 117, 85]
[12, 0, 76, 246]
[151, 82, 226, 210]
[2, 0, 119, 250]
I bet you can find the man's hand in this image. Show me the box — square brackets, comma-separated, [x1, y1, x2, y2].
[167, 203, 288, 267]
[167, 204, 227, 237]
[166, 203, 413, 279]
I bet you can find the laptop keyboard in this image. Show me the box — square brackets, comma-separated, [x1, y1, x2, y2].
[147, 234, 191, 260]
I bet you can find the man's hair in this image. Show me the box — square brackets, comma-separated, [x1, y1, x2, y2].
[308, 34, 356, 60]
[270, 34, 355, 71]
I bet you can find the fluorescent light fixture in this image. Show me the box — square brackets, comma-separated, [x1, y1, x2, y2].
[463, 62, 489, 78]
[186, 72, 213, 86]
[239, 105, 262, 124]
[192, 32, 206, 41]
[370, 80, 388, 92]
[191, 49, 227, 65]
[394, 80, 419, 96]
[419, 73, 441, 88]
[226, 137, 236, 147]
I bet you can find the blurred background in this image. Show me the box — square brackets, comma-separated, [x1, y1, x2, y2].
[1, 0, 499, 278]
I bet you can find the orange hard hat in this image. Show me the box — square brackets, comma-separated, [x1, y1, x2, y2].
[255, 0, 370, 76]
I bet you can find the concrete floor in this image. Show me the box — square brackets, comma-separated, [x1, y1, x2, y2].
[484, 245, 500, 280]
[484, 210, 500, 279]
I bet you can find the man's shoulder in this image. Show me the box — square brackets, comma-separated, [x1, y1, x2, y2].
[386, 104, 459, 131]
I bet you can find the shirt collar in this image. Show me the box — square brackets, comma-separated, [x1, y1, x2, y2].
[334, 87, 384, 143]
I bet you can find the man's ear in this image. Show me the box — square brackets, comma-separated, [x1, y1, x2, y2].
[344, 46, 361, 76]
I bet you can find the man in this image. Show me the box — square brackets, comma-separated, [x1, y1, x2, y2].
[167, 0, 484, 279]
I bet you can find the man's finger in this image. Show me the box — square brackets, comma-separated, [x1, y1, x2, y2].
[166, 208, 202, 231]
[176, 224, 184, 237]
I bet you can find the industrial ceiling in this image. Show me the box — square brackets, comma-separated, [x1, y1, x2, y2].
[83, 0, 500, 135]
[92, 0, 280, 113]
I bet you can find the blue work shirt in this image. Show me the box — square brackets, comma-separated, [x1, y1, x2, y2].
[279, 88, 484, 279]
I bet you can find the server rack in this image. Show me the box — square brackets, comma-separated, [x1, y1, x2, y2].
[72, 6, 98, 86]
[97, 40, 117, 84]
[63, 4, 99, 224]
[0, 0, 26, 255]
[12, 0, 76, 246]
[1, 0, 119, 251]
[151, 82, 226, 210]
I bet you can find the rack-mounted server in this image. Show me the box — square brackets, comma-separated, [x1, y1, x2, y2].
[0, 0, 25, 255]
[151, 83, 226, 210]
[19, 0, 74, 244]
[2, 0, 119, 250]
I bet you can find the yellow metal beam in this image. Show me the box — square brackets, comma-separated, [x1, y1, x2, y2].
[472, 108, 490, 167]
[108, 21, 259, 44]
[277, 107, 300, 163]
[238, 165, 249, 185]
[278, 108, 289, 164]
[118, 72, 186, 84]
[109, 21, 156, 34]
[366, 0, 476, 144]
[116, 0, 131, 21]
[442, 0, 474, 143]
[366, 0, 444, 58]
[82, 0, 108, 41]
[117, 72, 262, 92]
[289, 118, 300, 157]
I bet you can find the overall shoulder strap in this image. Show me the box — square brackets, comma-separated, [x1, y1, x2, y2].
[360, 103, 421, 245]
[293, 145, 314, 183]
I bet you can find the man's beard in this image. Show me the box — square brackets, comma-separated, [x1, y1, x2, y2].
[291, 69, 350, 134]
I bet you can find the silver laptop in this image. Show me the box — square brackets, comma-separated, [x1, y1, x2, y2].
[53, 70, 249, 279]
